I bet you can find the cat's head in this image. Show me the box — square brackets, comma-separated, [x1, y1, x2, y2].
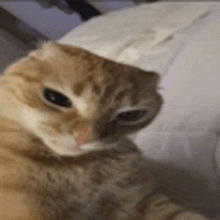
[3, 42, 162, 156]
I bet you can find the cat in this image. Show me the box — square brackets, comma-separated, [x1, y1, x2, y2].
[0, 41, 208, 220]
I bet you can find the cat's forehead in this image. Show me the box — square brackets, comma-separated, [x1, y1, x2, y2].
[41, 62, 133, 119]
[23, 42, 135, 117]
[30, 42, 134, 97]
[4, 42, 160, 119]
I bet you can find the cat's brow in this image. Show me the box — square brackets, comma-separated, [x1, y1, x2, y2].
[73, 83, 84, 96]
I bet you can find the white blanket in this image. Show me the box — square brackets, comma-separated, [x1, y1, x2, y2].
[58, 2, 220, 218]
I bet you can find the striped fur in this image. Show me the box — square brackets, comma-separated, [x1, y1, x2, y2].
[0, 42, 207, 219]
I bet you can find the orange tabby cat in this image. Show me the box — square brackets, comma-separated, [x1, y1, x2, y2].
[0, 42, 208, 220]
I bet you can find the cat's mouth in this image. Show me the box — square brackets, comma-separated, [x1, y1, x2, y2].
[72, 127, 120, 153]
[79, 142, 104, 152]
[43, 134, 111, 157]
[79, 137, 119, 154]
[40, 124, 120, 156]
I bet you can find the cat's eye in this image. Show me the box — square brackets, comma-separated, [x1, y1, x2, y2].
[116, 110, 148, 124]
[43, 88, 72, 108]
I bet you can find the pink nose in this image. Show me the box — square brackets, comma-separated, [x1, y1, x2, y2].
[74, 130, 89, 151]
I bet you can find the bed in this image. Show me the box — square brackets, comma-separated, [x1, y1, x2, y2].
[57, 2, 220, 219]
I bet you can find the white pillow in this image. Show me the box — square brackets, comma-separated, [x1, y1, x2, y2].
[58, 2, 220, 217]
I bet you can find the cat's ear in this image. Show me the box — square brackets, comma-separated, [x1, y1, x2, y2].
[138, 69, 160, 89]
[127, 66, 160, 90]
[28, 41, 63, 60]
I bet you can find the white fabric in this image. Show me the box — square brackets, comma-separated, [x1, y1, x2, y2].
[58, 2, 220, 217]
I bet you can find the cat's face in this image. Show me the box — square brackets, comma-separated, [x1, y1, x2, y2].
[3, 42, 162, 156]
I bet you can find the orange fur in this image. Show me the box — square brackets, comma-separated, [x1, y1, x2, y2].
[0, 42, 207, 219]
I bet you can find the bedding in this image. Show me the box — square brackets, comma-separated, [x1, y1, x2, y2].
[57, 2, 220, 218]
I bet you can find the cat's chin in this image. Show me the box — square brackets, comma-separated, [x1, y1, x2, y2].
[79, 140, 120, 155]
[43, 138, 106, 157]
[79, 142, 105, 153]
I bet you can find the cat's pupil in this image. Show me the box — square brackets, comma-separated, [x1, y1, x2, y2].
[43, 88, 72, 108]
[116, 110, 147, 122]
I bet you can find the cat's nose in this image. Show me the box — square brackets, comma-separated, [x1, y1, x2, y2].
[73, 127, 89, 149]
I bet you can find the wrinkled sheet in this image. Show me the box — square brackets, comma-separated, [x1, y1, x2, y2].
[58, 2, 220, 218]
